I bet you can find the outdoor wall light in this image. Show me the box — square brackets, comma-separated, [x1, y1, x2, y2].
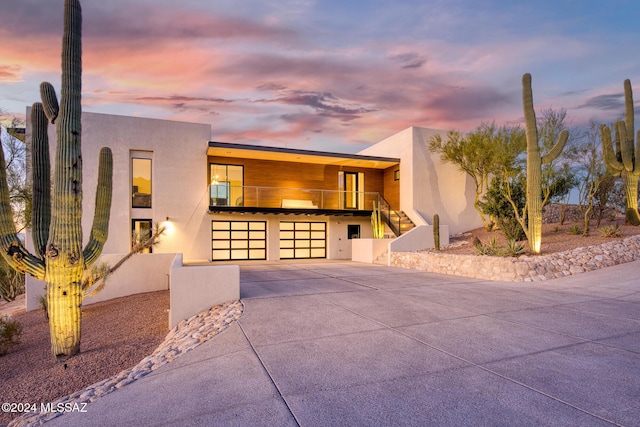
[162, 216, 175, 235]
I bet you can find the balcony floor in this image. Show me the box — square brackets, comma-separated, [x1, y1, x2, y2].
[209, 206, 373, 217]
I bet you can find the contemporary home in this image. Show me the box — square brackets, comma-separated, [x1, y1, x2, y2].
[206, 141, 407, 261]
[22, 111, 482, 317]
[23, 110, 482, 263]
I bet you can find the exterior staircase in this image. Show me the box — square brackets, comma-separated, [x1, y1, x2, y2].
[387, 210, 415, 236]
[377, 195, 415, 237]
[373, 251, 389, 265]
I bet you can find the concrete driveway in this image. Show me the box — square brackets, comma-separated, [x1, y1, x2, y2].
[49, 260, 640, 426]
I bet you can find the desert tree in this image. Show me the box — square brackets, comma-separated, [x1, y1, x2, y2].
[429, 123, 503, 231]
[575, 121, 609, 235]
[537, 107, 578, 222]
[0, 115, 30, 232]
[0, 116, 29, 302]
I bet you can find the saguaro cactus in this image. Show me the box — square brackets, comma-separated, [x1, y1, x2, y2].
[0, 0, 113, 360]
[522, 73, 568, 255]
[600, 79, 640, 225]
[433, 213, 440, 250]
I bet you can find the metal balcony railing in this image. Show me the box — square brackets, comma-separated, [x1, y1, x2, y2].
[209, 185, 382, 211]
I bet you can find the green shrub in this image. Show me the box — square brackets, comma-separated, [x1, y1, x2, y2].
[474, 237, 526, 257]
[0, 316, 23, 356]
[479, 176, 526, 241]
[504, 239, 526, 257]
[474, 237, 502, 256]
[599, 224, 622, 238]
[567, 225, 582, 235]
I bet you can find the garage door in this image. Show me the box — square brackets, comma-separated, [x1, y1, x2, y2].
[279, 221, 326, 259]
[212, 220, 266, 261]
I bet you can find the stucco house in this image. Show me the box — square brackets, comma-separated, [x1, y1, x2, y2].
[22, 111, 482, 320]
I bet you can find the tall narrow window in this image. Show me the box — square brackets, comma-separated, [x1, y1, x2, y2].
[132, 158, 152, 208]
[132, 219, 153, 254]
[340, 171, 364, 210]
[344, 172, 358, 209]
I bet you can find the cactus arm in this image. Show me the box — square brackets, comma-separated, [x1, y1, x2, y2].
[637, 129, 640, 163]
[625, 79, 640, 171]
[617, 121, 634, 172]
[0, 133, 46, 279]
[40, 82, 59, 124]
[83, 147, 113, 268]
[625, 79, 634, 144]
[541, 129, 568, 164]
[600, 124, 624, 172]
[31, 103, 52, 259]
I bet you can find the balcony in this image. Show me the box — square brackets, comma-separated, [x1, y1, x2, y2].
[208, 185, 415, 236]
[208, 185, 380, 216]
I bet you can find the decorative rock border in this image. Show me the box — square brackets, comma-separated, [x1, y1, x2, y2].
[390, 235, 640, 282]
[10, 300, 244, 427]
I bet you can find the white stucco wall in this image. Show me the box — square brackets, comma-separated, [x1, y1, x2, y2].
[359, 126, 483, 235]
[25, 111, 213, 261]
[210, 213, 372, 261]
[169, 254, 239, 328]
[25, 253, 175, 311]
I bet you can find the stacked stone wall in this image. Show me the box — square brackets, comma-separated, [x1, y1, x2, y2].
[390, 235, 640, 282]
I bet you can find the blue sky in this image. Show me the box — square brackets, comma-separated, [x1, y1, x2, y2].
[0, 0, 638, 152]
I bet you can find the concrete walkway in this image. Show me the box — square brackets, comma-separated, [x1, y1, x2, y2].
[49, 260, 640, 426]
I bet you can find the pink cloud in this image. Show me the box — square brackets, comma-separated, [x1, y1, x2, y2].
[0, 65, 23, 82]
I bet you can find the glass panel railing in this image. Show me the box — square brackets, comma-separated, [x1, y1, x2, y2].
[377, 194, 402, 236]
[209, 185, 380, 211]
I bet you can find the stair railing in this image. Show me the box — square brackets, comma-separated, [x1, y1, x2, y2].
[377, 194, 402, 236]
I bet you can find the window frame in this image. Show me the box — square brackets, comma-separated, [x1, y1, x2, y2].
[131, 157, 152, 209]
[132, 218, 153, 254]
[209, 163, 244, 207]
[347, 224, 361, 239]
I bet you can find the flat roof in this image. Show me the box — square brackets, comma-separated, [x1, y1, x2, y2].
[207, 141, 400, 169]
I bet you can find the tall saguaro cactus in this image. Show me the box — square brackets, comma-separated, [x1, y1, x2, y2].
[0, 0, 113, 360]
[600, 79, 640, 225]
[522, 73, 568, 255]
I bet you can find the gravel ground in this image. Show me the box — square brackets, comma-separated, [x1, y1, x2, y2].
[443, 217, 639, 255]
[0, 291, 169, 426]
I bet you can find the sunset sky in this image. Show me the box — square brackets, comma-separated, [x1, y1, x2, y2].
[1, 0, 638, 152]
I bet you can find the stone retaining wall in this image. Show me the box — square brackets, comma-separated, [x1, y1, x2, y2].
[390, 235, 640, 282]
